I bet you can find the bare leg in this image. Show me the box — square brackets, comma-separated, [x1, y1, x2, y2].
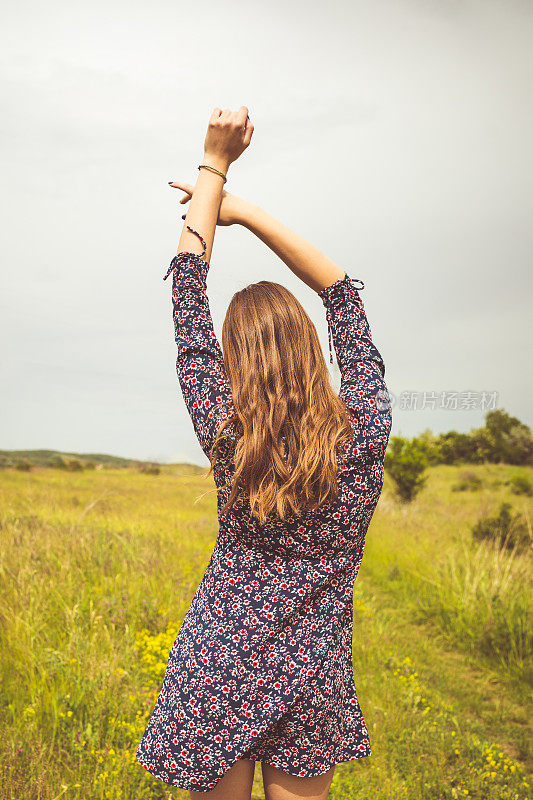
[189, 758, 255, 800]
[261, 762, 336, 800]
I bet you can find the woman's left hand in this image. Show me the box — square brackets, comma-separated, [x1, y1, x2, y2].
[168, 180, 251, 227]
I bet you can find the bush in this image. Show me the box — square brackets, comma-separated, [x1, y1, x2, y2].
[451, 470, 483, 492]
[485, 409, 533, 465]
[384, 436, 428, 502]
[435, 430, 480, 465]
[432, 409, 533, 465]
[138, 463, 161, 475]
[49, 455, 84, 471]
[471, 502, 530, 552]
[509, 473, 533, 496]
[411, 428, 442, 466]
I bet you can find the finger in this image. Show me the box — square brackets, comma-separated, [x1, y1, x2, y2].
[168, 180, 194, 193]
[209, 107, 222, 124]
[171, 190, 191, 202]
[235, 106, 249, 130]
[243, 118, 254, 147]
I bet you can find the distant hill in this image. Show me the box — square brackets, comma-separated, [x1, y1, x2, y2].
[0, 449, 203, 472]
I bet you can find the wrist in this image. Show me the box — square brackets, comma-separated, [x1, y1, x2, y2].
[237, 200, 260, 229]
[227, 198, 253, 227]
[202, 152, 231, 175]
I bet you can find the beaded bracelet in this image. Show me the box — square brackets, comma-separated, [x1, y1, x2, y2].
[162, 215, 208, 281]
[198, 163, 227, 183]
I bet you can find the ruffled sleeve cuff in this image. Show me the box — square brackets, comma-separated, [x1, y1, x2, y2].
[318, 272, 365, 364]
[163, 251, 210, 288]
[317, 272, 364, 306]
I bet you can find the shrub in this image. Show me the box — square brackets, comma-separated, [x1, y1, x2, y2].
[384, 436, 428, 502]
[451, 469, 483, 492]
[138, 463, 161, 475]
[485, 409, 533, 465]
[435, 430, 480, 465]
[431, 409, 533, 465]
[49, 455, 84, 471]
[471, 502, 530, 552]
[411, 428, 442, 466]
[509, 473, 533, 496]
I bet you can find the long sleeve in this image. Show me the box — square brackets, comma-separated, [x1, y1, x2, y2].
[318, 272, 392, 461]
[163, 224, 233, 460]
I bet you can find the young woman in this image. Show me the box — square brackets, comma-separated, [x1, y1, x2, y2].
[136, 106, 392, 800]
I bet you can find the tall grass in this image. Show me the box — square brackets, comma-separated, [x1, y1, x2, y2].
[0, 466, 214, 799]
[414, 535, 531, 676]
[362, 463, 533, 684]
[0, 463, 531, 799]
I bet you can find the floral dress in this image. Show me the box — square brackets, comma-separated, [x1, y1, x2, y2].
[136, 225, 393, 792]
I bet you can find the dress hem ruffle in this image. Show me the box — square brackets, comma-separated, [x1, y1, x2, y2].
[136, 745, 372, 792]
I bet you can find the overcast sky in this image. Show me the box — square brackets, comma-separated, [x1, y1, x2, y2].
[1, 0, 531, 466]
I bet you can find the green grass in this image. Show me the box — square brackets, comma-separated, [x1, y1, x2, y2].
[0, 463, 531, 799]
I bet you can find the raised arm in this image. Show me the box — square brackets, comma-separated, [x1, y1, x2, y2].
[168, 116, 391, 457]
[164, 224, 234, 459]
[238, 203, 346, 294]
[163, 106, 254, 457]
[236, 202, 392, 458]
[318, 272, 392, 459]
[171, 106, 253, 261]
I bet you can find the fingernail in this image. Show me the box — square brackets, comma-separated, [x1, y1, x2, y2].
[168, 181, 174, 185]
[181, 214, 186, 220]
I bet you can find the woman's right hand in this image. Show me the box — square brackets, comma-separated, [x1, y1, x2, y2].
[204, 106, 254, 168]
[169, 180, 252, 227]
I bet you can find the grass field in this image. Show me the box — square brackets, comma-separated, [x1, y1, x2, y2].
[0, 462, 531, 799]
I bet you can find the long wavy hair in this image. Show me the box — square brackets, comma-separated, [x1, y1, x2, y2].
[203, 280, 355, 523]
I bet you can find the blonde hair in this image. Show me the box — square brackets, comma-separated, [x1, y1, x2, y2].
[204, 280, 354, 524]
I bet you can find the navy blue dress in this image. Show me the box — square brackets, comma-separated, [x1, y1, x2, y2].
[136, 229, 392, 791]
